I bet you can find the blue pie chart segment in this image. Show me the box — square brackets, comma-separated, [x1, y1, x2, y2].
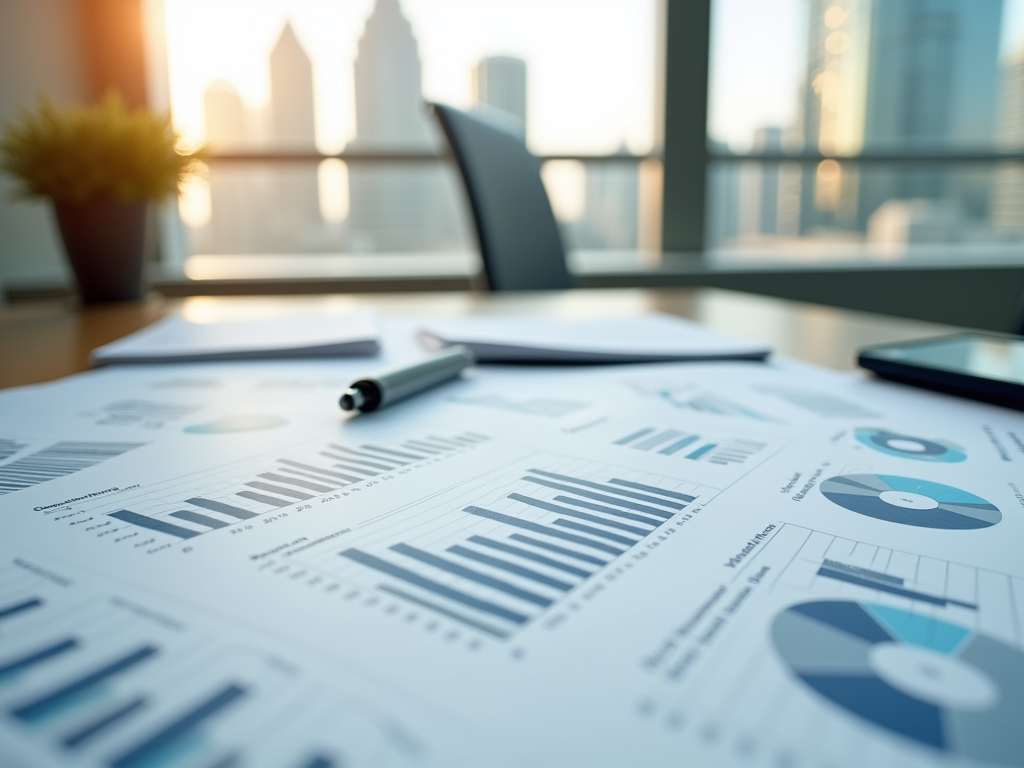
[772, 600, 1024, 764]
[819, 474, 1001, 529]
[855, 429, 966, 463]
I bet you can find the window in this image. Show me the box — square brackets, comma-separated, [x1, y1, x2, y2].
[151, 0, 661, 278]
[705, 0, 1024, 266]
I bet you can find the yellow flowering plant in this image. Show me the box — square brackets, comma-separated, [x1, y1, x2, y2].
[0, 92, 207, 202]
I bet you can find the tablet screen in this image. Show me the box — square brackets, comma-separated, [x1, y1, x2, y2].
[871, 335, 1024, 386]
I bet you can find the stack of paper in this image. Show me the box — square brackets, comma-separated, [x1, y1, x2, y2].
[91, 310, 380, 365]
[418, 312, 771, 362]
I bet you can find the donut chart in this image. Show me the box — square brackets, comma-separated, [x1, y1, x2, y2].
[855, 428, 966, 463]
[772, 600, 1024, 765]
[820, 474, 1001, 529]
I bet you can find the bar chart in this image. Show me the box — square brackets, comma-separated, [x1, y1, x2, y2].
[99, 431, 489, 543]
[0, 555, 422, 768]
[610, 426, 766, 466]
[309, 458, 715, 640]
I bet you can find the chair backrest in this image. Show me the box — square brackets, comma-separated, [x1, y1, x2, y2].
[432, 103, 573, 291]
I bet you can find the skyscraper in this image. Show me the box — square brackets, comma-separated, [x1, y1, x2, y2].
[992, 44, 1024, 237]
[203, 80, 263, 253]
[800, 0, 1003, 235]
[472, 56, 527, 138]
[346, 0, 461, 251]
[266, 22, 322, 246]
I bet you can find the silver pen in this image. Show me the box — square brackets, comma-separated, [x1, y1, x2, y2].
[339, 345, 475, 413]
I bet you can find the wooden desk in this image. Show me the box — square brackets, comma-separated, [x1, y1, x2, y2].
[0, 288, 958, 390]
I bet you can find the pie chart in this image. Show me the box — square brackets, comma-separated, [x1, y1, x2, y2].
[772, 600, 1024, 765]
[819, 474, 1000, 529]
[855, 429, 966, 463]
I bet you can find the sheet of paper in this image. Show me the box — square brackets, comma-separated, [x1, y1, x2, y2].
[419, 312, 771, 362]
[1, 327, 1023, 767]
[91, 309, 380, 364]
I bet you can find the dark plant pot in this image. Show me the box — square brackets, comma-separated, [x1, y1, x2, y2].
[52, 199, 149, 303]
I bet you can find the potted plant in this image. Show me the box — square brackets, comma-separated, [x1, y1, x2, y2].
[0, 92, 206, 302]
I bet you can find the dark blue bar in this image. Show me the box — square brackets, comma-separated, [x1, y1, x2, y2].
[391, 544, 552, 606]
[0, 638, 78, 678]
[521, 478, 676, 519]
[614, 428, 654, 445]
[553, 519, 634, 547]
[822, 559, 903, 585]
[12, 645, 159, 722]
[468, 536, 592, 577]
[341, 549, 529, 623]
[659, 435, 700, 455]
[186, 498, 257, 520]
[169, 510, 228, 530]
[508, 535, 608, 567]
[552, 495, 663, 527]
[817, 567, 977, 610]
[465, 506, 623, 555]
[109, 511, 199, 539]
[448, 545, 574, 590]
[377, 585, 509, 639]
[235, 491, 289, 507]
[608, 478, 696, 502]
[108, 684, 247, 768]
[509, 493, 651, 536]
[526, 469, 685, 509]
[62, 697, 147, 750]
[0, 597, 42, 622]
[686, 443, 716, 460]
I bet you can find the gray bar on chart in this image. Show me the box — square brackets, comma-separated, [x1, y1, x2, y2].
[552, 495, 663, 527]
[659, 435, 700, 455]
[62, 696, 147, 750]
[508, 534, 607, 566]
[186, 498, 257, 520]
[378, 585, 510, 639]
[614, 428, 655, 445]
[361, 444, 424, 461]
[320, 452, 387, 472]
[527, 469, 685, 509]
[278, 460, 358, 482]
[403, 441, 441, 454]
[633, 430, 683, 451]
[608, 478, 696, 503]
[325, 460, 379, 476]
[391, 544, 553, 606]
[816, 566, 975, 608]
[0, 597, 42, 622]
[258, 472, 334, 493]
[448, 545, 574, 591]
[468, 536, 592, 578]
[169, 510, 229, 530]
[277, 467, 356, 485]
[408, 439, 452, 451]
[465, 506, 623, 555]
[109, 510, 200, 539]
[11, 645, 158, 722]
[245, 481, 313, 500]
[427, 435, 464, 448]
[522, 478, 676, 519]
[553, 519, 635, 546]
[328, 444, 406, 466]
[0, 637, 78, 678]
[236, 491, 290, 508]
[341, 549, 529, 624]
[108, 684, 248, 768]
[509, 494, 651, 536]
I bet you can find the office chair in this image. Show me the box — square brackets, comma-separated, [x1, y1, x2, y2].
[432, 103, 574, 291]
